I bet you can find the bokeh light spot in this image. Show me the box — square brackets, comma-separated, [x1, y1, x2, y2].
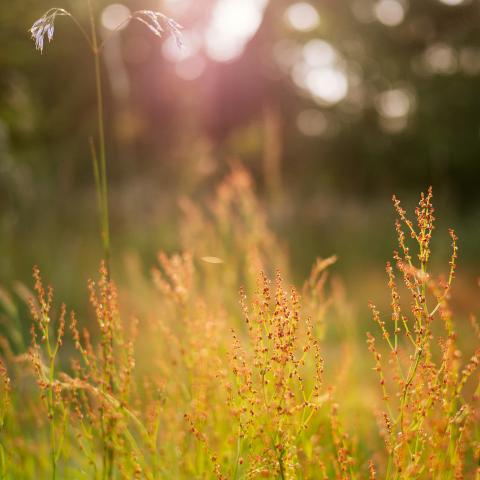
[424, 43, 457, 74]
[101, 4, 131, 31]
[374, 0, 405, 27]
[284, 3, 320, 32]
[307, 67, 349, 105]
[376, 88, 412, 119]
[303, 40, 337, 68]
[297, 109, 328, 136]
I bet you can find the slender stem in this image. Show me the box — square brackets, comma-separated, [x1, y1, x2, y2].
[397, 346, 422, 430]
[277, 450, 285, 480]
[87, 6, 114, 477]
[232, 434, 243, 480]
[65, 12, 95, 51]
[88, 0, 111, 273]
[95, 51, 111, 271]
[89, 138, 103, 216]
[0, 443, 6, 480]
[43, 320, 57, 480]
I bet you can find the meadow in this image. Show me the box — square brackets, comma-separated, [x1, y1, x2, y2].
[0, 165, 478, 478]
[1, 1, 480, 478]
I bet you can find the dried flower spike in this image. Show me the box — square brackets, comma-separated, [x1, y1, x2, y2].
[132, 10, 183, 48]
[30, 8, 183, 56]
[29, 8, 70, 53]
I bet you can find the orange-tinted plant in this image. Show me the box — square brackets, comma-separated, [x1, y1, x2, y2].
[368, 187, 480, 477]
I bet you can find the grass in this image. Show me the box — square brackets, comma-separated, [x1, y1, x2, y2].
[1, 5, 477, 478]
[0, 167, 478, 479]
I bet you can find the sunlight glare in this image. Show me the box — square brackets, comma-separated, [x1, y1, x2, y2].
[205, 0, 267, 62]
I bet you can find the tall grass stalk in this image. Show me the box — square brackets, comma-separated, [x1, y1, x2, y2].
[88, 0, 110, 272]
[29, 4, 183, 275]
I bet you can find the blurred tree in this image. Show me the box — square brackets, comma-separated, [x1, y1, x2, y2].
[1, 0, 480, 285]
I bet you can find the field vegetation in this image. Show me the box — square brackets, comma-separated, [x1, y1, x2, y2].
[1, 1, 479, 478]
[0, 167, 478, 479]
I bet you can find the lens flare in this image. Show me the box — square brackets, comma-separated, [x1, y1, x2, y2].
[204, 0, 267, 62]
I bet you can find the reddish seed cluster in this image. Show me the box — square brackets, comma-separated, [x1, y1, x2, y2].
[0, 176, 477, 479]
[367, 188, 479, 477]
[152, 251, 194, 306]
[188, 270, 328, 479]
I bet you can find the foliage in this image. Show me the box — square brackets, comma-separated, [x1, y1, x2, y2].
[0, 170, 478, 479]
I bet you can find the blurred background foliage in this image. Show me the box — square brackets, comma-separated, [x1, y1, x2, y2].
[1, 0, 479, 312]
